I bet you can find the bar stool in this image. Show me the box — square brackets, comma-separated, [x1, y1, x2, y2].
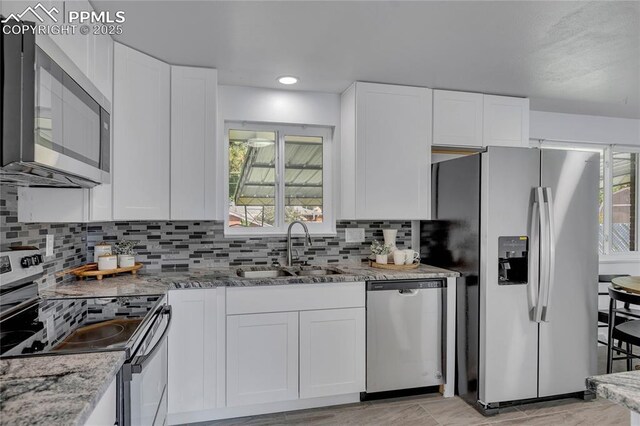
[598, 274, 635, 346]
[607, 286, 640, 373]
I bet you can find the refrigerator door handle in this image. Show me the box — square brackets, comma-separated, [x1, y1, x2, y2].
[535, 187, 548, 323]
[528, 195, 540, 322]
[541, 187, 556, 322]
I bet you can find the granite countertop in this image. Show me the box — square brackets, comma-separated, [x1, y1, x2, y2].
[0, 351, 126, 426]
[10, 263, 458, 424]
[41, 263, 460, 297]
[587, 371, 640, 413]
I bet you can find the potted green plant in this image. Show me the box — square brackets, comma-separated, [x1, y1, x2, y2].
[370, 240, 391, 264]
[114, 240, 138, 268]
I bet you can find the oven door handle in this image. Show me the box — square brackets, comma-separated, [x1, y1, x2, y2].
[130, 305, 172, 375]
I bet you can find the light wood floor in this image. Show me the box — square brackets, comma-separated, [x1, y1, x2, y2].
[206, 346, 632, 426]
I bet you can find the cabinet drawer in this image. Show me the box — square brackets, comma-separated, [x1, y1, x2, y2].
[226, 282, 365, 315]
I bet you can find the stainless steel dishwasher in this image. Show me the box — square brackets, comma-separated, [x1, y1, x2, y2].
[365, 279, 446, 396]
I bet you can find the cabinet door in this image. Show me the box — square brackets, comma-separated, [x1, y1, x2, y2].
[227, 312, 298, 407]
[355, 82, 432, 219]
[113, 43, 170, 220]
[90, 33, 114, 103]
[299, 308, 365, 399]
[483, 95, 529, 147]
[85, 376, 117, 426]
[167, 290, 218, 415]
[170, 66, 217, 220]
[433, 90, 483, 147]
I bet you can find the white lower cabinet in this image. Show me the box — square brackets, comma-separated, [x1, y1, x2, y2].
[167, 289, 221, 417]
[226, 312, 299, 407]
[85, 376, 117, 426]
[167, 284, 365, 422]
[299, 308, 366, 399]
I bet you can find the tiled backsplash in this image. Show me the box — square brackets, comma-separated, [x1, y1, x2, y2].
[0, 184, 414, 280]
[0, 185, 87, 289]
[88, 220, 413, 270]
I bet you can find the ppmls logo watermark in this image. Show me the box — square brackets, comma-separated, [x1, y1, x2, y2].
[2, 2, 125, 36]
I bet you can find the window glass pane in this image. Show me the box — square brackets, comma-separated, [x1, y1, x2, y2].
[611, 151, 637, 252]
[599, 154, 605, 254]
[228, 129, 276, 227]
[284, 135, 323, 223]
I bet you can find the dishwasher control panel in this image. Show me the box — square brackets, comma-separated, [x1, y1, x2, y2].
[367, 280, 445, 291]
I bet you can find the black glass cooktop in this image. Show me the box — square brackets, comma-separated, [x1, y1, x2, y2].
[0, 295, 162, 358]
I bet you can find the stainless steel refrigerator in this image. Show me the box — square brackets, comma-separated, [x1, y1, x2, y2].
[424, 146, 599, 414]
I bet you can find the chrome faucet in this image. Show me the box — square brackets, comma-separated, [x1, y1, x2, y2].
[286, 220, 313, 267]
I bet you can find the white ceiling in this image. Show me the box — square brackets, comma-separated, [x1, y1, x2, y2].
[91, 1, 640, 119]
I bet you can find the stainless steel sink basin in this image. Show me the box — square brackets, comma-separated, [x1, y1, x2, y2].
[293, 267, 343, 276]
[236, 269, 294, 279]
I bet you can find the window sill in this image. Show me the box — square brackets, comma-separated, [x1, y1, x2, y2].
[599, 253, 640, 264]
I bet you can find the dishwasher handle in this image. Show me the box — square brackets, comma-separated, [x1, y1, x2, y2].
[367, 279, 445, 291]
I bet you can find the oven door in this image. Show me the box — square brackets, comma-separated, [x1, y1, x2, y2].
[122, 304, 171, 426]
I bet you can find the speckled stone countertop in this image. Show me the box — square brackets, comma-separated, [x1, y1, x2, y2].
[0, 351, 126, 426]
[40, 263, 459, 298]
[11, 263, 457, 425]
[587, 371, 640, 413]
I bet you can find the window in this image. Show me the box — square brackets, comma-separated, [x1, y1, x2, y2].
[539, 141, 639, 259]
[601, 148, 639, 254]
[225, 122, 334, 235]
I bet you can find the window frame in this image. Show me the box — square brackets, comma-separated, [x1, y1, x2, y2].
[538, 140, 640, 262]
[223, 121, 335, 236]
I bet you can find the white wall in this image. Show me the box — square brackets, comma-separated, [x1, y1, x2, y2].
[216, 85, 341, 219]
[218, 85, 340, 127]
[530, 110, 640, 146]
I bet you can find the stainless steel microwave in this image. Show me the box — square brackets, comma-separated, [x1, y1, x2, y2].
[1, 19, 110, 188]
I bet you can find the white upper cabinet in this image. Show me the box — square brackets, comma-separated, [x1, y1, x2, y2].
[113, 43, 170, 220]
[433, 90, 483, 147]
[483, 94, 530, 147]
[170, 66, 218, 220]
[89, 33, 114, 103]
[341, 82, 432, 220]
[433, 91, 529, 149]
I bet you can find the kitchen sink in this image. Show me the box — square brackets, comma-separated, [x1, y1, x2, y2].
[236, 268, 294, 278]
[293, 267, 344, 276]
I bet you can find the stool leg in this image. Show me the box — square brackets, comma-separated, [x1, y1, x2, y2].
[628, 343, 633, 371]
[608, 299, 615, 373]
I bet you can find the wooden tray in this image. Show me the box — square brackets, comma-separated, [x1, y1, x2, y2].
[69, 262, 143, 281]
[369, 260, 420, 270]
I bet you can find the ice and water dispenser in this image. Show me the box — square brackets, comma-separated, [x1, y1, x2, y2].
[498, 236, 528, 285]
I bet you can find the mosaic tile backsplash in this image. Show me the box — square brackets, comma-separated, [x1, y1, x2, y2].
[87, 220, 413, 270]
[0, 184, 87, 289]
[1, 183, 413, 279]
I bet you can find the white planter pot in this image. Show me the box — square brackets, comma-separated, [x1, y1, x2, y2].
[118, 255, 136, 268]
[94, 245, 112, 263]
[375, 254, 388, 265]
[98, 255, 118, 271]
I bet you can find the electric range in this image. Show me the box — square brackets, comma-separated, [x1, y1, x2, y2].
[0, 249, 172, 425]
[0, 249, 164, 359]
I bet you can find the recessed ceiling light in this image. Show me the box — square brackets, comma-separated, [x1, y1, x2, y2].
[277, 76, 299, 85]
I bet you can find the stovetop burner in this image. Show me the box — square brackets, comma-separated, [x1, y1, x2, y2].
[52, 318, 143, 352]
[0, 295, 163, 358]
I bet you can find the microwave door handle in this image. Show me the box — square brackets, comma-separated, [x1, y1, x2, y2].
[541, 188, 556, 322]
[130, 305, 172, 374]
[528, 194, 540, 322]
[534, 187, 547, 323]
